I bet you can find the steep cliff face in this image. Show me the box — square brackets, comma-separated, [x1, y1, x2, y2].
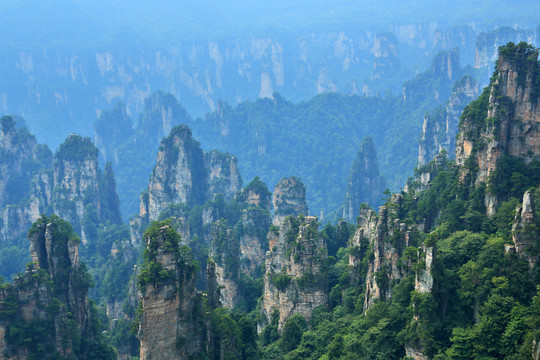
[418, 76, 479, 166]
[402, 48, 464, 103]
[0, 116, 52, 209]
[272, 177, 308, 225]
[349, 194, 411, 310]
[129, 124, 243, 245]
[414, 245, 434, 294]
[370, 32, 400, 82]
[512, 189, 540, 272]
[31, 135, 122, 244]
[145, 125, 207, 220]
[209, 220, 242, 309]
[1, 131, 120, 248]
[261, 215, 328, 331]
[0, 216, 115, 360]
[205, 150, 242, 201]
[137, 222, 205, 360]
[475, 27, 536, 71]
[94, 91, 195, 219]
[456, 42, 540, 214]
[236, 177, 272, 277]
[0, 116, 52, 244]
[343, 137, 386, 222]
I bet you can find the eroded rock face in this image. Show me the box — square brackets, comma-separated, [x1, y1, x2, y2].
[0, 116, 52, 209]
[146, 125, 207, 221]
[475, 27, 536, 70]
[209, 221, 242, 308]
[261, 215, 328, 331]
[38, 135, 121, 244]
[405, 345, 430, 360]
[240, 207, 272, 277]
[0, 216, 113, 360]
[349, 194, 410, 311]
[205, 150, 242, 201]
[415, 245, 434, 294]
[137, 223, 205, 360]
[418, 76, 479, 166]
[512, 189, 539, 272]
[272, 177, 308, 225]
[130, 125, 243, 245]
[1, 131, 121, 246]
[236, 177, 272, 277]
[0, 116, 52, 243]
[456, 43, 540, 214]
[343, 137, 386, 222]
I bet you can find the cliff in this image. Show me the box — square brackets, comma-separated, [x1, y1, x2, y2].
[456, 42, 540, 214]
[31, 135, 122, 244]
[208, 220, 242, 308]
[261, 215, 328, 331]
[0, 116, 52, 244]
[0, 129, 121, 252]
[402, 48, 464, 103]
[137, 221, 205, 360]
[0, 216, 115, 360]
[130, 124, 242, 245]
[418, 76, 479, 166]
[0, 116, 52, 209]
[205, 150, 242, 202]
[511, 189, 540, 272]
[349, 194, 411, 310]
[343, 137, 386, 222]
[272, 177, 308, 226]
[236, 177, 272, 277]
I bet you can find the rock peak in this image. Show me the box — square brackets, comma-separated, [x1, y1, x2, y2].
[272, 177, 308, 225]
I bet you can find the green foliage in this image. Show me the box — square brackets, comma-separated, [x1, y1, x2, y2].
[138, 220, 198, 292]
[271, 273, 292, 291]
[55, 134, 98, 162]
[279, 314, 307, 352]
[489, 156, 540, 200]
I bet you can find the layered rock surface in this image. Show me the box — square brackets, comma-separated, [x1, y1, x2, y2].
[0, 216, 114, 360]
[349, 194, 411, 310]
[418, 76, 479, 166]
[130, 125, 242, 244]
[343, 137, 386, 222]
[456, 42, 540, 214]
[0, 129, 121, 246]
[272, 177, 307, 225]
[137, 222, 205, 360]
[512, 189, 540, 272]
[261, 215, 328, 331]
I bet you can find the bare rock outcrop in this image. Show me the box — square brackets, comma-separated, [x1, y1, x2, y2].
[1, 131, 121, 246]
[349, 194, 410, 311]
[272, 177, 308, 225]
[0, 216, 114, 360]
[343, 137, 386, 222]
[261, 215, 328, 331]
[456, 42, 540, 214]
[512, 189, 539, 272]
[130, 125, 242, 245]
[418, 76, 479, 166]
[137, 222, 205, 360]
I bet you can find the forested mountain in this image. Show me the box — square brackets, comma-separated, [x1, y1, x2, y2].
[0, 1, 539, 357]
[0, 15, 537, 148]
[96, 46, 475, 220]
